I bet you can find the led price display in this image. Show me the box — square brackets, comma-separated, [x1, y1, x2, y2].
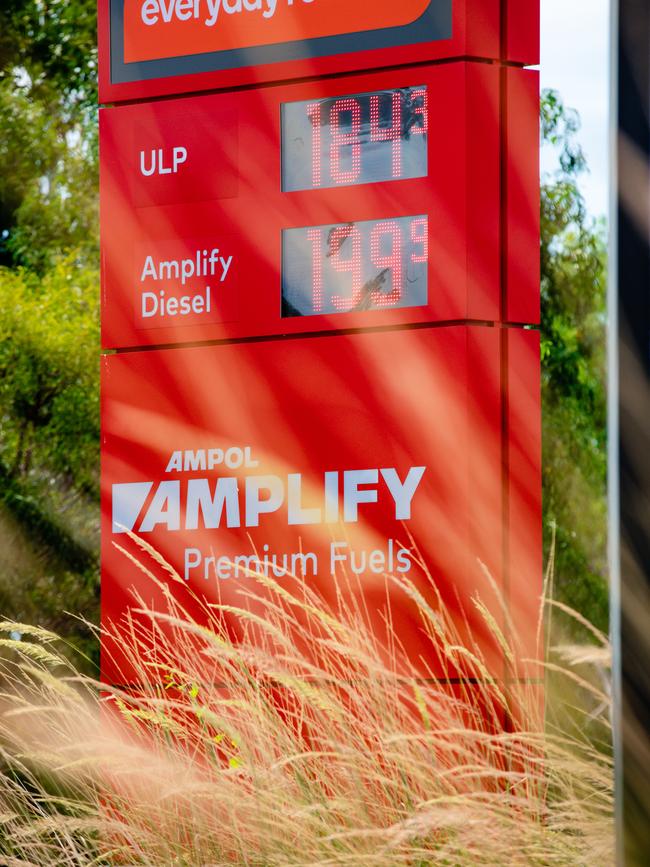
[282, 214, 428, 317]
[282, 87, 428, 192]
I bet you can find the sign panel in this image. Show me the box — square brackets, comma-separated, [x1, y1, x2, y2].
[100, 63, 538, 349]
[101, 63, 540, 348]
[99, 0, 539, 102]
[101, 326, 542, 686]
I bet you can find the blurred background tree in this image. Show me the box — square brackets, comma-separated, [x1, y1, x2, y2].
[540, 90, 608, 633]
[0, 1, 608, 666]
[0, 0, 97, 270]
[0, 0, 99, 668]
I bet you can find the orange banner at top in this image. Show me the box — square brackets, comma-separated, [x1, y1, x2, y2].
[123, 0, 431, 63]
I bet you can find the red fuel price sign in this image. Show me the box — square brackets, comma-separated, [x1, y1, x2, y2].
[100, 62, 539, 348]
[99, 0, 542, 700]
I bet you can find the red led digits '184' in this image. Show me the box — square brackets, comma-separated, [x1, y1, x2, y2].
[370, 90, 402, 179]
[283, 215, 428, 317]
[329, 97, 363, 185]
[282, 87, 428, 192]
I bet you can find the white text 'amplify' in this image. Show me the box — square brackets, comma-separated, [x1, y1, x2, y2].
[112, 467, 426, 533]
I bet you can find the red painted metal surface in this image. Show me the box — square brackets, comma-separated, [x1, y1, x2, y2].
[505, 68, 540, 325]
[506, 0, 540, 68]
[505, 327, 542, 676]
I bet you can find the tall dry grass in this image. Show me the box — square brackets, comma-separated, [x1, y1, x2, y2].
[0, 538, 613, 865]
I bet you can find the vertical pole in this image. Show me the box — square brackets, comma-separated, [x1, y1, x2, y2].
[611, 0, 650, 862]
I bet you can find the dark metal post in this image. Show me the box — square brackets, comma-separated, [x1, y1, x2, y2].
[611, 0, 650, 863]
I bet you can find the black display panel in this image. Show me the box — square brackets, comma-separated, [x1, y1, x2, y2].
[282, 87, 428, 192]
[282, 215, 428, 317]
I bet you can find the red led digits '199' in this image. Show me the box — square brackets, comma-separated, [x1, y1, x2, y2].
[283, 215, 428, 317]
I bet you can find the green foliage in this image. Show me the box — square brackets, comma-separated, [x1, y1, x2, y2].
[0, 0, 99, 669]
[0, 256, 99, 667]
[0, 0, 98, 270]
[0, 0, 97, 106]
[541, 89, 587, 176]
[540, 89, 608, 632]
[0, 256, 99, 489]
